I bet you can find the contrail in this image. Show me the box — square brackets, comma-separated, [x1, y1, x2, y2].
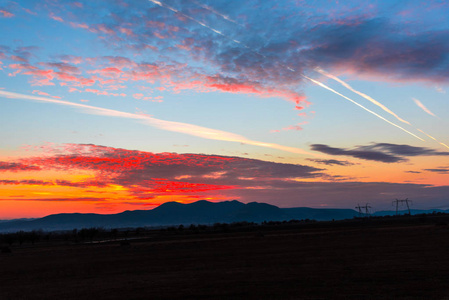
[149, 0, 249, 47]
[413, 98, 437, 117]
[417, 129, 449, 149]
[301, 75, 425, 141]
[314, 68, 449, 148]
[191, 0, 243, 27]
[0, 90, 318, 156]
[148, 0, 430, 143]
[315, 68, 411, 125]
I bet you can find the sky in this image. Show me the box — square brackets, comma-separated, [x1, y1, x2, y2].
[0, 0, 449, 218]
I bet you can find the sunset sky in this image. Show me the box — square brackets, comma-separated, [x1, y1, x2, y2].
[1, 0, 449, 218]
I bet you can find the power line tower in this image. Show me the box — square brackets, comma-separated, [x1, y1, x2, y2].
[392, 198, 412, 215]
[355, 204, 363, 217]
[355, 203, 372, 217]
[364, 203, 372, 216]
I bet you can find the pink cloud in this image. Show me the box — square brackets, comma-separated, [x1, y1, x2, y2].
[23, 8, 37, 15]
[85, 88, 108, 95]
[95, 24, 115, 35]
[283, 123, 305, 131]
[24, 70, 55, 86]
[89, 67, 123, 78]
[0, 9, 13, 18]
[133, 93, 144, 99]
[203, 75, 308, 104]
[49, 12, 64, 22]
[10, 55, 28, 62]
[119, 27, 134, 36]
[60, 55, 83, 65]
[70, 22, 90, 30]
[42, 62, 80, 74]
[146, 21, 180, 32]
[154, 32, 167, 39]
[103, 56, 135, 69]
[107, 84, 126, 90]
[271, 122, 308, 132]
[8, 63, 38, 76]
[177, 43, 191, 51]
[32, 90, 50, 96]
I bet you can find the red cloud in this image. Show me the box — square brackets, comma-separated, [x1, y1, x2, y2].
[130, 179, 235, 198]
[204, 75, 308, 104]
[6, 144, 323, 205]
[0, 162, 41, 172]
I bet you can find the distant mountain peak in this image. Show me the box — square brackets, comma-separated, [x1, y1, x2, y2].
[0, 200, 360, 233]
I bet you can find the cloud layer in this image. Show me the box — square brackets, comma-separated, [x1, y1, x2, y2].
[311, 143, 449, 163]
[1, 143, 449, 210]
[3, 144, 322, 201]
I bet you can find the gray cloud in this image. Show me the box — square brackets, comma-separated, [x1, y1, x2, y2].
[424, 168, 449, 174]
[0, 162, 41, 172]
[307, 159, 355, 166]
[311, 143, 449, 163]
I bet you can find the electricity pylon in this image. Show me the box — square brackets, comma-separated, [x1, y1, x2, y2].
[392, 198, 412, 215]
[355, 203, 372, 217]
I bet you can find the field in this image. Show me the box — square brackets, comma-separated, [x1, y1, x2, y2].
[2, 216, 449, 299]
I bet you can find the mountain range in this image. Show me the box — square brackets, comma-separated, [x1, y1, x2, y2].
[0, 200, 446, 232]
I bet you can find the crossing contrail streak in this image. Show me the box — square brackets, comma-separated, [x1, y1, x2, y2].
[148, 0, 430, 143]
[301, 75, 425, 141]
[149, 0, 249, 47]
[315, 68, 411, 125]
[417, 129, 449, 149]
[314, 69, 449, 148]
[0, 90, 318, 156]
[191, 0, 243, 27]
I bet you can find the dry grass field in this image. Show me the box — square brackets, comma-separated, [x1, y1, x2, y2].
[1, 218, 449, 299]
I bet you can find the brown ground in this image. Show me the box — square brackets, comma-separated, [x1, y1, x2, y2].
[1, 220, 449, 299]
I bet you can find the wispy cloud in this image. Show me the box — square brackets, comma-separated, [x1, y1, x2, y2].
[307, 159, 355, 166]
[424, 168, 449, 174]
[0, 90, 315, 156]
[413, 98, 437, 117]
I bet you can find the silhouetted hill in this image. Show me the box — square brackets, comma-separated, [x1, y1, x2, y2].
[0, 200, 361, 232]
[233, 202, 289, 222]
[372, 209, 449, 217]
[282, 207, 359, 221]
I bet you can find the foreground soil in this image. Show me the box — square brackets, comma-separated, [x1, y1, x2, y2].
[2, 218, 449, 299]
